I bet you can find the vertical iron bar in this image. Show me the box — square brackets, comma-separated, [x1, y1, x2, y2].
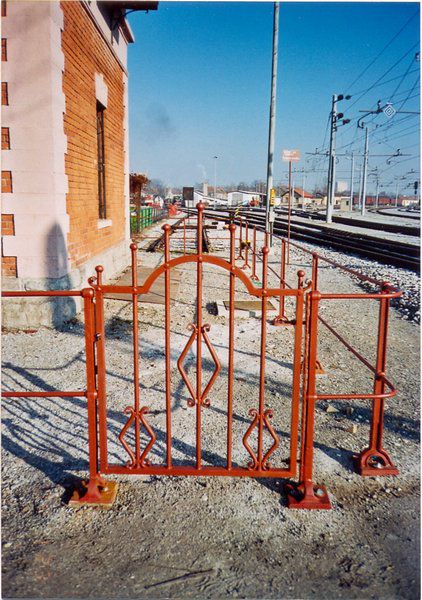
[163, 224, 172, 467]
[251, 226, 258, 280]
[227, 223, 236, 469]
[312, 253, 319, 291]
[299, 292, 311, 480]
[289, 287, 304, 475]
[82, 288, 101, 499]
[237, 216, 244, 260]
[369, 291, 389, 451]
[196, 204, 204, 468]
[287, 160, 292, 264]
[130, 243, 141, 467]
[257, 243, 269, 468]
[94, 266, 108, 472]
[243, 222, 249, 268]
[301, 291, 320, 482]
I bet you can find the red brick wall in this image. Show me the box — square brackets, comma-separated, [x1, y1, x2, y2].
[1, 0, 15, 277]
[2, 38, 7, 61]
[1, 127, 10, 149]
[61, 1, 126, 269]
[2, 256, 17, 276]
[2, 81, 8, 105]
[2, 214, 15, 236]
[2, 170, 12, 193]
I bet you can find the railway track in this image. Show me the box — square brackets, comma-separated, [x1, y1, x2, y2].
[191, 208, 420, 272]
[376, 207, 421, 222]
[270, 207, 419, 236]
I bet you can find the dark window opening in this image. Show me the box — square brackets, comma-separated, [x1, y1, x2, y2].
[97, 102, 106, 219]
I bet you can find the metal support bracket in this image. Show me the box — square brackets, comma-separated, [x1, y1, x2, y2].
[285, 481, 332, 510]
[69, 478, 118, 508]
[353, 448, 399, 477]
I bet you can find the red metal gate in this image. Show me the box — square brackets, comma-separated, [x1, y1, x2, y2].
[2, 203, 401, 510]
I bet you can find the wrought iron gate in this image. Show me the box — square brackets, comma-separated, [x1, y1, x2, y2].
[2, 204, 401, 510]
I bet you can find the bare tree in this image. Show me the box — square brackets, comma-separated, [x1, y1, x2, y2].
[130, 173, 149, 233]
[146, 178, 166, 199]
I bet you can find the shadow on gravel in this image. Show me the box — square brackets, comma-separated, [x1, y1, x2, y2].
[315, 402, 419, 442]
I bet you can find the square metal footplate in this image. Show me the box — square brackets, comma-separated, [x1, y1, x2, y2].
[68, 480, 118, 508]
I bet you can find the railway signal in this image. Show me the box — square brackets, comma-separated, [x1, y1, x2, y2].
[326, 93, 351, 223]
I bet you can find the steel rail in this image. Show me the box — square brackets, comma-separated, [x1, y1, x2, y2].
[199, 208, 419, 272]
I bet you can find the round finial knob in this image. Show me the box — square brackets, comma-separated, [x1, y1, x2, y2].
[130, 243, 137, 251]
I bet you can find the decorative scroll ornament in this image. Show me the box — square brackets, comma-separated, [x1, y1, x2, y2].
[118, 406, 156, 468]
[177, 323, 221, 407]
[242, 409, 280, 470]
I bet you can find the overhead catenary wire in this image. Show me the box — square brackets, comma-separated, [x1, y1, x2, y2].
[344, 9, 419, 93]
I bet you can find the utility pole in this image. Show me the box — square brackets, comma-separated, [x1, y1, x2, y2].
[395, 182, 399, 207]
[349, 152, 354, 212]
[287, 159, 292, 263]
[375, 176, 380, 208]
[213, 155, 218, 205]
[265, 2, 279, 244]
[302, 169, 306, 207]
[361, 127, 369, 216]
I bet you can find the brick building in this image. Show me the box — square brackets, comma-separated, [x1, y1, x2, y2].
[1, 0, 157, 327]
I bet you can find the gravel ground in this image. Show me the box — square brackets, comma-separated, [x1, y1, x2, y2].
[288, 237, 420, 324]
[2, 217, 420, 599]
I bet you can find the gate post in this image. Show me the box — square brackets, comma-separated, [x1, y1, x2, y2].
[286, 290, 331, 509]
[354, 283, 399, 476]
[311, 253, 325, 374]
[69, 288, 117, 507]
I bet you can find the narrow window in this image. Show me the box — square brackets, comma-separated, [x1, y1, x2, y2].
[96, 102, 106, 219]
[2, 39, 7, 62]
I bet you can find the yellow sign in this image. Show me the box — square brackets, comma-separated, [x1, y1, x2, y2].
[270, 188, 276, 205]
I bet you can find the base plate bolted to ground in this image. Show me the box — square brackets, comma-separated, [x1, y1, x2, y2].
[68, 481, 119, 509]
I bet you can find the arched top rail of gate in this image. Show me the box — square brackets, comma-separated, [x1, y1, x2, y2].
[89, 203, 305, 299]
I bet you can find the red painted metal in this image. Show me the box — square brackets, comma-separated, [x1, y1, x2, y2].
[236, 216, 244, 260]
[242, 222, 250, 270]
[273, 238, 292, 326]
[1, 202, 402, 511]
[250, 226, 259, 282]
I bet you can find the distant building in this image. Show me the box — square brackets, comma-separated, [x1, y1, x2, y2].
[227, 191, 260, 206]
[280, 187, 314, 206]
[336, 180, 348, 193]
[2, 1, 157, 327]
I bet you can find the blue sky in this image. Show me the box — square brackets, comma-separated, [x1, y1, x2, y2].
[127, 2, 420, 194]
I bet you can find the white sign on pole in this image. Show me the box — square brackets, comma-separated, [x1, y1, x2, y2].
[282, 149, 301, 162]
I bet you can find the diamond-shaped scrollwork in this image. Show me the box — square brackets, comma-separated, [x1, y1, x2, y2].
[118, 406, 156, 468]
[177, 323, 221, 407]
[242, 409, 280, 470]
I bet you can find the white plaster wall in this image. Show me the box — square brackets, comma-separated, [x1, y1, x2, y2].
[83, 1, 130, 71]
[2, 1, 69, 280]
[123, 72, 130, 241]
